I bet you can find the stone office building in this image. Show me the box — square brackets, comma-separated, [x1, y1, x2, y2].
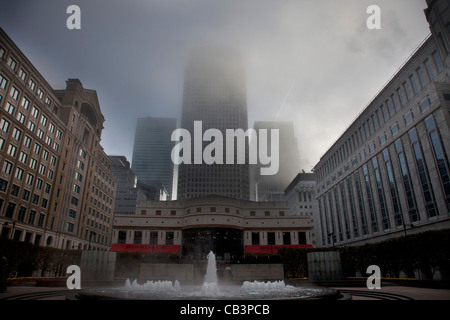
[284, 172, 321, 247]
[0, 28, 117, 250]
[110, 195, 312, 259]
[313, 0, 450, 247]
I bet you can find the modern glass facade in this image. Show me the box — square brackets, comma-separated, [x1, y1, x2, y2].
[425, 115, 450, 208]
[182, 228, 244, 260]
[132, 117, 177, 199]
[177, 47, 250, 200]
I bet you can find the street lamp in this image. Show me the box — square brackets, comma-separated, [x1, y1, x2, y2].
[400, 212, 417, 237]
[2, 222, 15, 240]
[403, 223, 416, 237]
[88, 231, 97, 250]
[328, 232, 334, 248]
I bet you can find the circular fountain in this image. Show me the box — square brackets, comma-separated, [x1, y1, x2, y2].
[76, 251, 340, 300]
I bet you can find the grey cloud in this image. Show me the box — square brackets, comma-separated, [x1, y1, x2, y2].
[0, 0, 430, 170]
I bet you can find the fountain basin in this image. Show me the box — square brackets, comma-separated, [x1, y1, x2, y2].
[75, 280, 341, 300]
[74, 252, 342, 300]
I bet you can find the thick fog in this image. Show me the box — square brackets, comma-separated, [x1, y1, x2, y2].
[0, 0, 430, 171]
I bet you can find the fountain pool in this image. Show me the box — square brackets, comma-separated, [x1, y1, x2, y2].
[75, 251, 341, 300]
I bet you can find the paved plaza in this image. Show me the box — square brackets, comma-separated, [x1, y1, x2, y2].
[334, 285, 450, 300]
[1, 284, 450, 300]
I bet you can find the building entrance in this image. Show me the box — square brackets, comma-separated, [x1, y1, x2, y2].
[182, 228, 243, 260]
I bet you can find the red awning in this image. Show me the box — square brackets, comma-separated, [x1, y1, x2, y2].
[109, 243, 180, 253]
[245, 244, 312, 254]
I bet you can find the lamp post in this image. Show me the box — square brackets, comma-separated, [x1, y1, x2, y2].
[403, 223, 416, 237]
[328, 232, 334, 248]
[2, 222, 16, 240]
[11, 222, 15, 240]
[88, 231, 97, 250]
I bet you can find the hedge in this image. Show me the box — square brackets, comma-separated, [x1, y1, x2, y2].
[277, 229, 450, 279]
[1, 229, 449, 280]
[0, 238, 81, 277]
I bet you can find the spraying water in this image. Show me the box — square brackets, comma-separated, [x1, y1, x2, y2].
[204, 251, 218, 284]
[201, 251, 220, 296]
[90, 250, 338, 299]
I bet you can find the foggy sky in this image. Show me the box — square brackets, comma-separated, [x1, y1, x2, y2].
[0, 0, 430, 172]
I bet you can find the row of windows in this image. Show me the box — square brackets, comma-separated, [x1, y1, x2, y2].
[119, 229, 304, 246]
[298, 191, 314, 202]
[92, 172, 114, 196]
[1, 40, 116, 249]
[180, 177, 244, 182]
[87, 206, 111, 224]
[0, 199, 47, 227]
[117, 230, 173, 245]
[320, 93, 434, 191]
[180, 187, 244, 193]
[316, 48, 445, 183]
[64, 219, 111, 246]
[1, 148, 57, 187]
[117, 229, 308, 246]
[80, 228, 109, 246]
[95, 163, 115, 185]
[1, 155, 53, 192]
[250, 231, 307, 246]
[318, 114, 450, 246]
[138, 207, 289, 217]
[0, 44, 60, 115]
[180, 193, 248, 199]
[84, 218, 109, 233]
[0, 93, 63, 153]
[89, 194, 112, 214]
[0, 176, 50, 205]
[1, 126, 58, 166]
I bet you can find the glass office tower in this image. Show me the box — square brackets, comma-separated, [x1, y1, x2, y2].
[177, 47, 250, 200]
[132, 117, 178, 199]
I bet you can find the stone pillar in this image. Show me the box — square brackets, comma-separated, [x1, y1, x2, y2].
[80, 251, 116, 283]
[307, 251, 342, 281]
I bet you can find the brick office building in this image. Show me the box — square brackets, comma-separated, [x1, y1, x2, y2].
[0, 28, 117, 250]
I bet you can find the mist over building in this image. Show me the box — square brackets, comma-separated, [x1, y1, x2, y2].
[250, 120, 301, 201]
[177, 47, 250, 200]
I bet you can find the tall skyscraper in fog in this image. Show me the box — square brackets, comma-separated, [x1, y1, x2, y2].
[132, 117, 178, 198]
[177, 47, 250, 200]
[250, 121, 301, 201]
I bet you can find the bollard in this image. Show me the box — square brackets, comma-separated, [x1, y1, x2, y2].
[0, 256, 9, 293]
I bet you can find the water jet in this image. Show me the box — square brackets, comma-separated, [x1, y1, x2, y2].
[76, 251, 340, 300]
